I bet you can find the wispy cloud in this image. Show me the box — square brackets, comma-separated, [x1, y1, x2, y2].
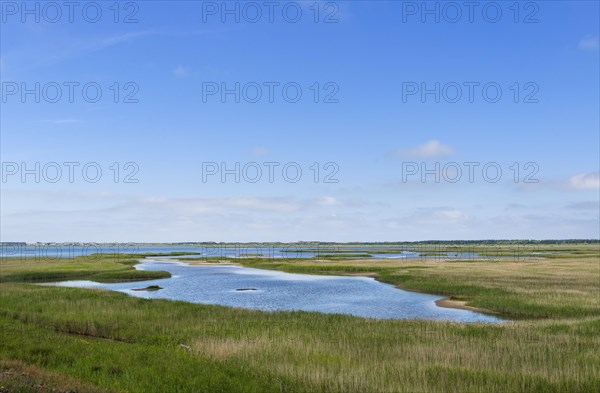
[251, 147, 269, 156]
[566, 201, 599, 210]
[565, 172, 600, 190]
[1, 191, 359, 218]
[3, 187, 597, 241]
[4, 30, 155, 73]
[505, 203, 528, 210]
[173, 65, 189, 77]
[42, 118, 81, 125]
[383, 207, 471, 238]
[100, 31, 154, 48]
[578, 36, 599, 51]
[517, 172, 600, 192]
[0, 191, 370, 242]
[140, 196, 306, 214]
[314, 196, 339, 207]
[390, 140, 454, 158]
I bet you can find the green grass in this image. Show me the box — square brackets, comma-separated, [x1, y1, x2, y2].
[0, 359, 111, 393]
[1, 244, 599, 392]
[236, 255, 600, 319]
[0, 257, 171, 283]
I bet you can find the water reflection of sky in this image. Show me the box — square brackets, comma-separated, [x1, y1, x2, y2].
[45, 259, 503, 323]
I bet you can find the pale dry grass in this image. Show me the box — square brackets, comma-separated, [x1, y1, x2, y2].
[1, 249, 598, 392]
[192, 336, 272, 360]
[185, 316, 600, 392]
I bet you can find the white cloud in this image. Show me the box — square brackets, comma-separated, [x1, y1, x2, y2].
[565, 172, 600, 190]
[566, 201, 599, 210]
[418, 207, 469, 222]
[0, 191, 371, 242]
[516, 172, 600, 192]
[578, 36, 599, 51]
[43, 118, 81, 124]
[505, 203, 528, 210]
[382, 208, 599, 241]
[251, 147, 269, 156]
[386, 207, 470, 230]
[140, 196, 305, 214]
[435, 209, 467, 220]
[391, 140, 454, 158]
[173, 65, 188, 77]
[314, 196, 339, 207]
[100, 31, 155, 47]
[7, 31, 155, 72]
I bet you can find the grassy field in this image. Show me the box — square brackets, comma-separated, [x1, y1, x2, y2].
[0, 245, 599, 392]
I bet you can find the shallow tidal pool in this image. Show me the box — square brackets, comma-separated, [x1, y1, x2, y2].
[46, 259, 503, 323]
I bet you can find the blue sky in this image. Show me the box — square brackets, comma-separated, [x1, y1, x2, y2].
[1, 0, 599, 242]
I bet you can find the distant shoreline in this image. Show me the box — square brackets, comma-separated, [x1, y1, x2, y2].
[150, 257, 240, 267]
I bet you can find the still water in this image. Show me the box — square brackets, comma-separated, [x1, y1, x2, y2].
[46, 259, 502, 323]
[2, 244, 493, 260]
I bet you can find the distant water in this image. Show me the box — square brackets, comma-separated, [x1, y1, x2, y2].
[1, 244, 493, 260]
[45, 259, 503, 323]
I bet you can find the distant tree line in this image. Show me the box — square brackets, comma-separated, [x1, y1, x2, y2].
[166, 239, 599, 245]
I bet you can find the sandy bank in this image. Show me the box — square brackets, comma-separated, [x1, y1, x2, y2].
[435, 298, 498, 315]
